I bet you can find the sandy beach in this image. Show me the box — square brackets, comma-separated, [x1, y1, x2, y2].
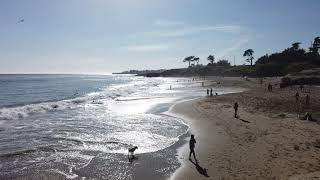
[169, 77, 320, 180]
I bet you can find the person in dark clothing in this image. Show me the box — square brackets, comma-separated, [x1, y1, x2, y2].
[295, 92, 300, 103]
[189, 134, 197, 162]
[207, 89, 209, 96]
[306, 94, 310, 107]
[210, 88, 213, 97]
[268, 84, 272, 92]
[234, 102, 238, 118]
[300, 84, 304, 91]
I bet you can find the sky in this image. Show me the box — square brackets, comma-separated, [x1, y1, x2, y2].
[0, 0, 319, 74]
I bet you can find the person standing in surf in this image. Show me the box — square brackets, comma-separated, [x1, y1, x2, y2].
[189, 134, 197, 162]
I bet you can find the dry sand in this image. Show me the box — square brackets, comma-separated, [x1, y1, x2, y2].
[169, 77, 320, 180]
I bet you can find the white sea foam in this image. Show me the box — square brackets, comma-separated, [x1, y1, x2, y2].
[51, 169, 79, 179]
[0, 100, 73, 120]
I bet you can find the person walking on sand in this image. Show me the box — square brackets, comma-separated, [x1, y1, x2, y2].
[210, 88, 213, 97]
[234, 102, 239, 118]
[295, 92, 300, 103]
[268, 83, 272, 92]
[295, 92, 300, 113]
[300, 84, 304, 92]
[207, 89, 209, 96]
[306, 94, 310, 107]
[189, 134, 197, 162]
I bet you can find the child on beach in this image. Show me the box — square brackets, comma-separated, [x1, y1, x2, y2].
[189, 135, 197, 162]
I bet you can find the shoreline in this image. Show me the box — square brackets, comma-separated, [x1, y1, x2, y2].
[163, 77, 250, 180]
[167, 77, 320, 179]
[136, 77, 246, 180]
[3, 76, 320, 179]
[1, 76, 211, 180]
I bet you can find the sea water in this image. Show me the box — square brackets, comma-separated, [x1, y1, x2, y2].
[0, 74, 243, 179]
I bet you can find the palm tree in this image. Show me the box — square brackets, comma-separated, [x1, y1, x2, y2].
[312, 37, 320, 55]
[314, 37, 320, 46]
[207, 55, 215, 65]
[243, 49, 254, 66]
[291, 42, 301, 51]
[193, 57, 200, 65]
[183, 56, 195, 67]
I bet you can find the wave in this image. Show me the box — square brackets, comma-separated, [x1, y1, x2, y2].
[53, 137, 131, 149]
[115, 96, 160, 101]
[0, 138, 134, 159]
[51, 169, 79, 179]
[0, 100, 73, 120]
[0, 149, 37, 158]
[0, 88, 118, 121]
[0, 145, 57, 158]
[0, 78, 147, 120]
[0, 90, 110, 120]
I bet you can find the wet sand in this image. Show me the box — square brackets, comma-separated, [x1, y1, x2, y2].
[169, 77, 320, 179]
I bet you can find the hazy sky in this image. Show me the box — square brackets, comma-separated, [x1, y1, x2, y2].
[0, 0, 319, 74]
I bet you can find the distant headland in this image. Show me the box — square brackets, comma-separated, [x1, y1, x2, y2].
[112, 69, 166, 77]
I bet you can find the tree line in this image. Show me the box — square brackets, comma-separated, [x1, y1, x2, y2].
[182, 36, 320, 68]
[255, 37, 320, 65]
[183, 55, 231, 67]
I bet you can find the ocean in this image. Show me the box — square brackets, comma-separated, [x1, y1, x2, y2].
[0, 74, 242, 179]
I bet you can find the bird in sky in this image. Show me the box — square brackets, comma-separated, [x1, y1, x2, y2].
[18, 19, 24, 23]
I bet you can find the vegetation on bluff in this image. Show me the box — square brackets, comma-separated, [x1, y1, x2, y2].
[164, 36, 320, 77]
[116, 37, 320, 79]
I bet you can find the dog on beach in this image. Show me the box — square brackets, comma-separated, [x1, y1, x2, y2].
[128, 146, 138, 161]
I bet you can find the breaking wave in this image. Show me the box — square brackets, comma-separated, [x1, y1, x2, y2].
[0, 98, 83, 120]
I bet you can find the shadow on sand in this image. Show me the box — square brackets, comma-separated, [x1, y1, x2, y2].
[236, 116, 250, 123]
[189, 159, 210, 177]
[240, 118, 250, 123]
